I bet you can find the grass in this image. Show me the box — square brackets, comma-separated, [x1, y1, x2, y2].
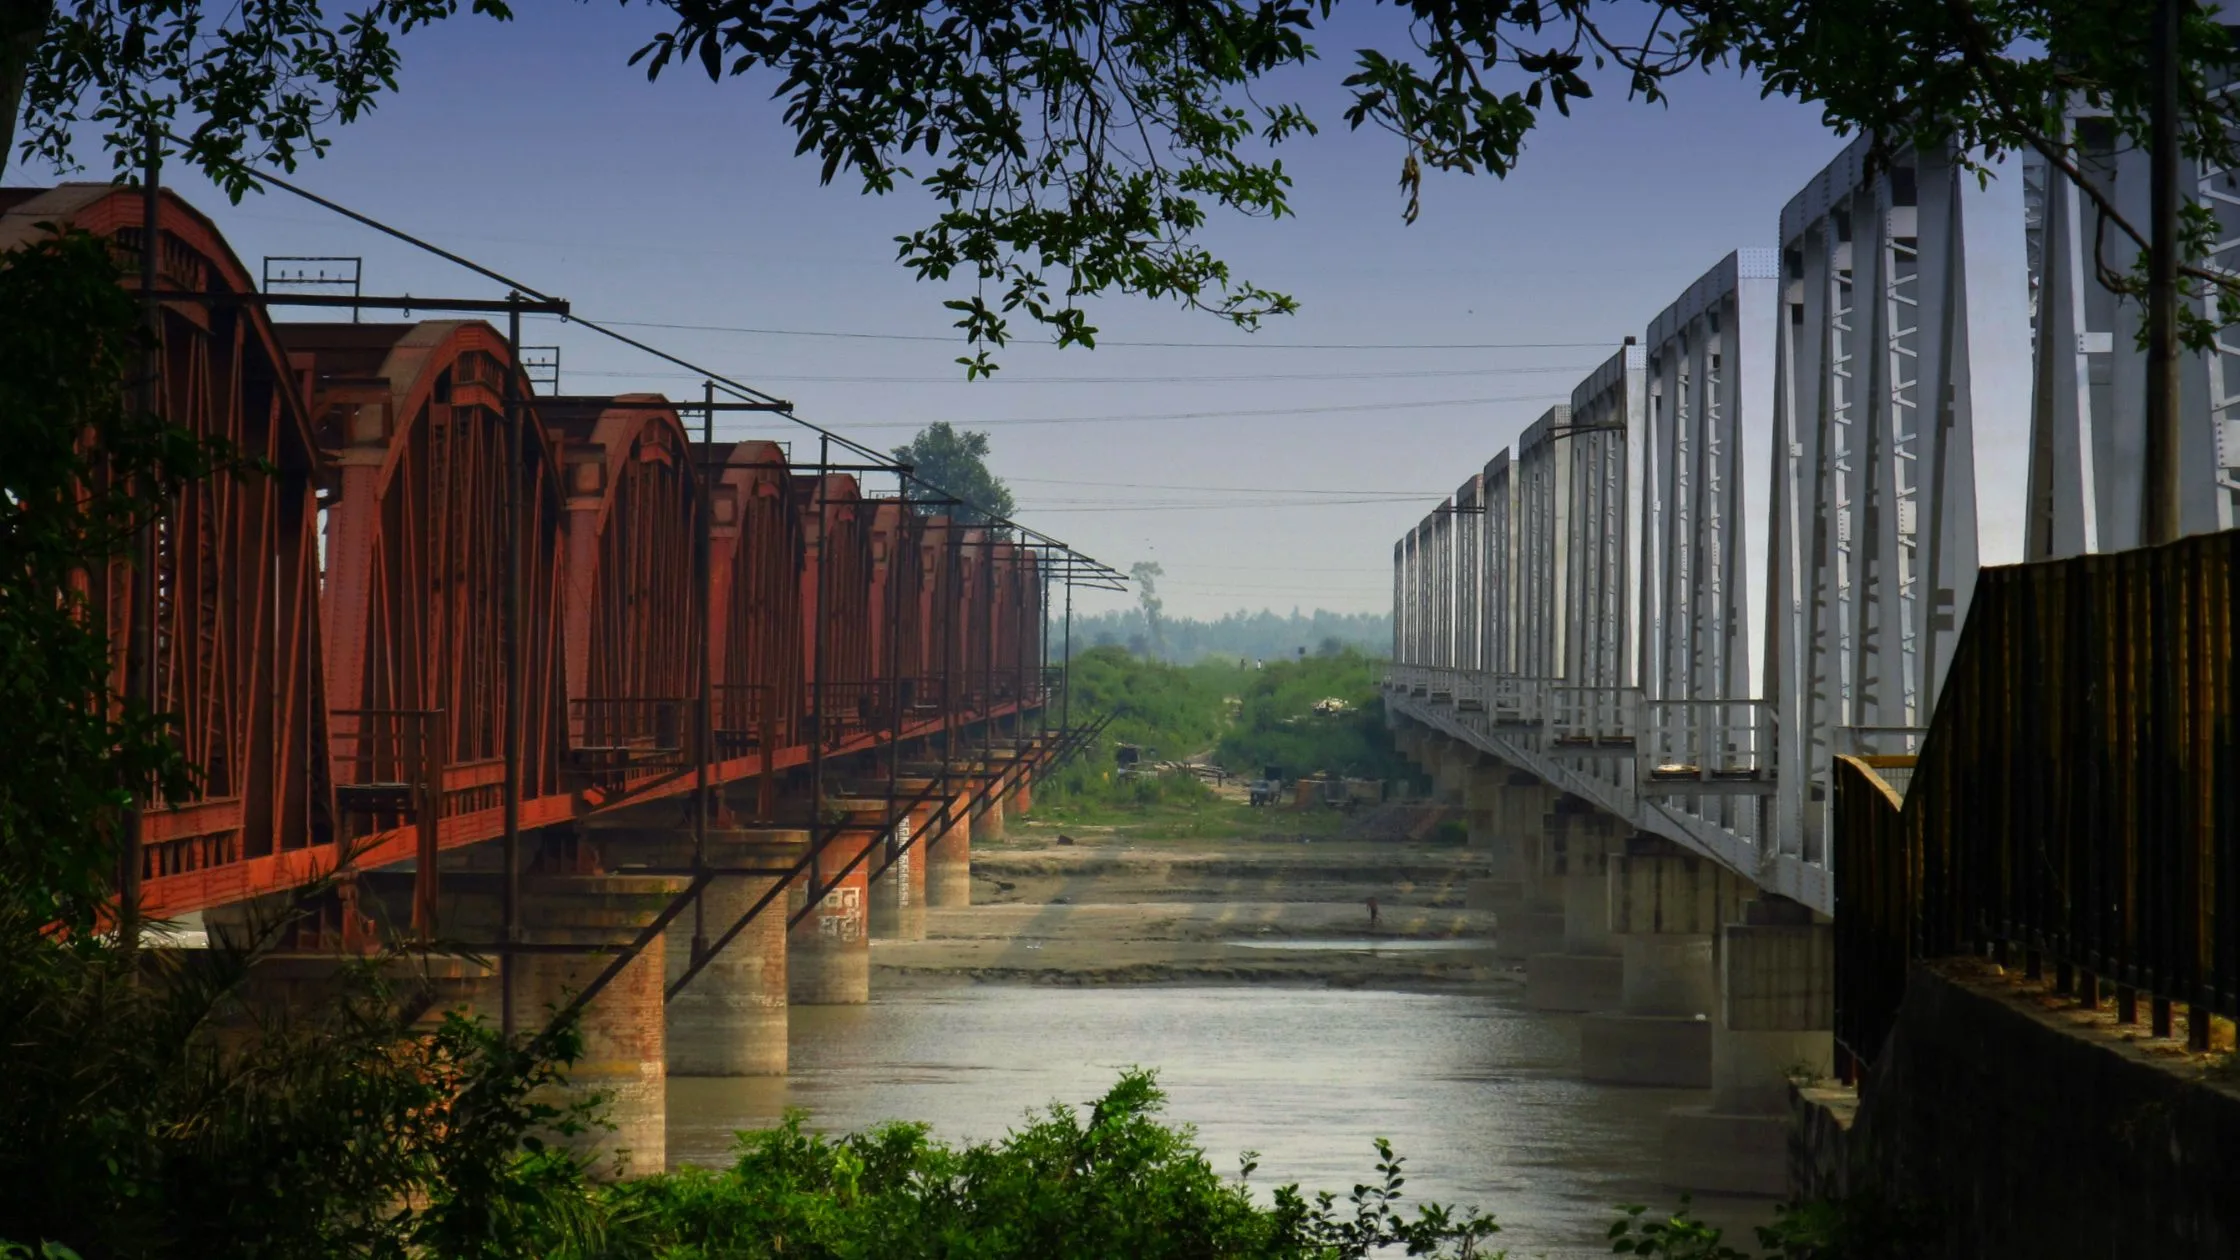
[1019, 780, 1359, 841]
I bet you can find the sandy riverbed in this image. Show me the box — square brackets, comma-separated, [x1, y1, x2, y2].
[873, 817, 1511, 989]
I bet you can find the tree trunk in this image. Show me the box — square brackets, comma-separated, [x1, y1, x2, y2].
[0, 1, 56, 184]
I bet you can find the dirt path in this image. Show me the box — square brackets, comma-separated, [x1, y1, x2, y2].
[874, 817, 1510, 990]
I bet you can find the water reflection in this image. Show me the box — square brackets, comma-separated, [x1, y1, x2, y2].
[667, 986, 1769, 1258]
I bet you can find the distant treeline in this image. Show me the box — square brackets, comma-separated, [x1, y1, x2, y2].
[1053, 608, 1391, 664]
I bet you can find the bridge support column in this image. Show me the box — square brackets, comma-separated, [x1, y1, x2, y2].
[869, 789, 934, 942]
[508, 872, 682, 1175]
[787, 804, 882, 1004]
[1662, 899, 1833, 1195]
[1429, 739, 1471, 804]
[926, 781, 974, 907]
[664, 833, 799, 1077]
[1488, 776, 1565, 960]
[1581, 845, 1741, 1088]
[1460, 763, 1509, 854]
[1526, 808, 1626, 1012]
[974, 771, 1008, 843]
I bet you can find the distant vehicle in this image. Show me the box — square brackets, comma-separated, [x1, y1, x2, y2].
[1247, 779, 1278, 807]
[1311, 697, 1350, 715]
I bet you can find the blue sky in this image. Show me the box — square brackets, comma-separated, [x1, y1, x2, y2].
[24, 3, 1846, 617]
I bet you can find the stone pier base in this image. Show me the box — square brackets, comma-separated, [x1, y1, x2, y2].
[1526, 953, 1624, 1012]
[926, 788, 973, 907]
[1580, 1012, 1714, 1087]
[1494, 909, 1565, 961]
[869, 798, 933, 942]
[1660, 1107, 1790, 1194]
[665, 833, 799, 1078]
[787, 818, 875, 1005]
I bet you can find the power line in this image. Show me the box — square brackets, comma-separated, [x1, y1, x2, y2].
[560, 362, 1598, 385]
[225, 161, 1125, 580]
[825, 392, 1565, 429]
[531, 314, 1614, 352]
[1019, 497, 1437, 512]
[1010, 475, 1450, 495]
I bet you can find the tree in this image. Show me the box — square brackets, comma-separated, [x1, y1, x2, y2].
[17, 4, 2240, 374]
[631, 0, 2240, 375]
[0, 228, 218, 932]
[3, 1, 516, 189]
[891, 421, 1017, 528]
[1131, 560, 1166, 661]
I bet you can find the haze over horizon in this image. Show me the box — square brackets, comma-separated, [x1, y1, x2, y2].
[19, 4, 1848, 618]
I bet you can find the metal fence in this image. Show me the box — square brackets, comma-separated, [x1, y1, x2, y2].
[1834, 530, 2238, 1065]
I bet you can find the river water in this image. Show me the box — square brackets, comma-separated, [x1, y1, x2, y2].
[667, 983, 1771, 1257]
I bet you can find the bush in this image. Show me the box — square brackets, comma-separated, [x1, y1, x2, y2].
[1213, 649, 1413, 785]
[571, 1071, 1501, 1259]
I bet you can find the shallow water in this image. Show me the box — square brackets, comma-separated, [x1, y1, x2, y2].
[1226, 937, 1491, 952]
[666, 984, 1770, 1257]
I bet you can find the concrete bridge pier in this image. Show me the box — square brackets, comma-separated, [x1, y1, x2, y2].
[973, 762, 1009, 844]
[503, 870, 684, 1175]
[1429, 740, 1473, 804]
[925, 776, 976, 907]
[868, 785, 935, 941]
[662, 831, 802, 1077]
[786, 802, 885, 1005]
[1484, 776, 1565, 961]
[1580, 843, 1740, 1088]
[1662, 897, 1834, 1195]
[1525, 806, 1626, 1012]
[359, 849, 686, 1173]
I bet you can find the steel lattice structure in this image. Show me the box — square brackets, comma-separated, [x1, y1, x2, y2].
[0, 186, 339, 910]
[6, 183, 1062, 925]
[1382, 131, 2203, 916]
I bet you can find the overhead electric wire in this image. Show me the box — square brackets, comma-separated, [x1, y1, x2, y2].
[228, 162, 1126, 582]
[1021, 493, 1433, 506]
[559, 362, 1598, 385]
[832, 392, 1567, 428]
[530, 313, 1614, 352]
[1010, 475, 1451, 495]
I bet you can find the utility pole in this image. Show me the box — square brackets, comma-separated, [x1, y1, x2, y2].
[2145, 0, 2184, 546]
[501, 296, 525, 1038]
[123, 120, 161, 953]
[693, 382, 715, 968]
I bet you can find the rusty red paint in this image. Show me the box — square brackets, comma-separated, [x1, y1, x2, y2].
[13, 183, 1058, 922]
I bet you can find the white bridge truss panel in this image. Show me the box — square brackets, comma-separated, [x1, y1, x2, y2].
[1429, 501, 1454, 668]
[1388, 538, 1406, 663]
[1452, 474, 1484, 673]
[1771, 137, 2031, 860]
[1381, 133, 2103, 918]
[1565, 345, 1646, 689]
[2028, 103, 2240, 556]
[1515, 407, 1573, 680]
[1481, 451, 1517, 677]
[1644, 253, 1778, 708]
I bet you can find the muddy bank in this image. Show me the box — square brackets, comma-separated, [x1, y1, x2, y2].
[873, 821, 1511, 990]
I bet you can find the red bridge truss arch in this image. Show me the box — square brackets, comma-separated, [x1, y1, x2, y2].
[6, 183, 1064, 924]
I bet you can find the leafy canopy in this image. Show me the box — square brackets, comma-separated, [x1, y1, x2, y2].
[0, 229, 225, 931]
[5, 0, 515, 192]
[892, 421, 1017, 528]
[633, 0, 2240, 368]
[572, 1070, 1505, 1259]
[16, 3, 2240, 364]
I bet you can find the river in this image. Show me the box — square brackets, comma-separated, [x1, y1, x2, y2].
[668, 983, 1772, 1257]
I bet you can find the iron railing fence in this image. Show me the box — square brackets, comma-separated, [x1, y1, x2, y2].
[1834, 530, 2238, 1068]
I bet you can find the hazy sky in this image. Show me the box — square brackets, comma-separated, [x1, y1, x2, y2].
[26, 4, 1846, 617]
